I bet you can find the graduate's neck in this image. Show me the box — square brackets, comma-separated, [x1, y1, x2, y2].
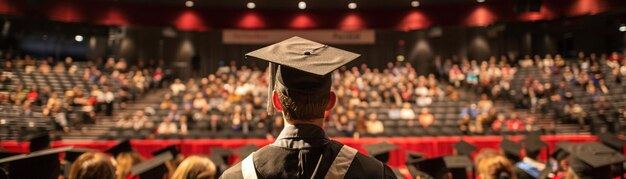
[285, 118, 324, 128]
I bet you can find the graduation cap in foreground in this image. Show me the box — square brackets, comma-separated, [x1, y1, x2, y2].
[406, 151, 426, 162]
[522, 135, 548, 157]
[364, 142, 399, 163]
[499, 137, 521, 162]
[406, 157, 449, 179]
[443, 155, 474, 179]
[550, 142, 572, 161]
[28, 133, 51, 152]
[105, 140, 133, 157]
[131, 152, 174, 179]
[0, 146, 74, 179]
[235, 145, 259, 159]
[64, 147, 95, 163]
[210, 147, 234, 167]
[563, 142, 626, 179]
[597, 133, 626, 151]
[152, 145, 180, 158]
[453, 140, 477, 156]
[245, 36, 360, 115]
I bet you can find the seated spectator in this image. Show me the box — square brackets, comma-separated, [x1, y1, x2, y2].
[399, 103, 416, 120]
[179, 115, 190, 135]
[335, 115, 354, 137]
[53, 63, 65, 73]
[167, 104, 181, 121]
[564, 100, 585, 126]
[68, 152, 116, 179]
[160, 94, 173, 111]
[365, 113, 384, 135]
[491, 114, 508, 133]
[9, 85, 26, 105]
[97, 87, 115, 116]
[132, 110, 152, 130]
[460, 103, 478, 118]
[38, 61, 51, 74]
[116, 113, 133, 128]
[418, 108, 434, 128]
[157, 117, 178, 134]
[170, 79, 186, 96]
[445, 85, 460, 101]
[477, 94, 493, 114]
[171, 156, 216, 179]
[506, 113, 524, 132]
[519, 55, 534, 68]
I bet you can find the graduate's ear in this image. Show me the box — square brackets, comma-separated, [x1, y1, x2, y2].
[326, 91, 336, 111]
[272, 91, 284, 112]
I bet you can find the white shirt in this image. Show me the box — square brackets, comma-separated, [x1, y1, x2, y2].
[97, 91, 115, 103]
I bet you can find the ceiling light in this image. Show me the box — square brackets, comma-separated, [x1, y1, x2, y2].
[298, 1, 306, 10]
[185, 0, 194, 7]
[247, 2, 256, 9]
[411, 1, 420, 7]
[74, 35, 83, 42]
[348, 2, 357, 9]
[620, 25, 626, 32]
[477, 0, 485, 3]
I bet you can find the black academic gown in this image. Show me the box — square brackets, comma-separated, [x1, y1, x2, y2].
[220, 124, 396, 179]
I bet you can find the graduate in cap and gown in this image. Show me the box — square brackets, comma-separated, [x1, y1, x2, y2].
[514, 134, 550, 179]
[220, 36, 395, 178]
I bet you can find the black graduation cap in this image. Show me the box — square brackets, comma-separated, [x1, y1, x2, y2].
[406, 151, 426, 161]
[550, 142, 572, 161]
[28, 133, 50, 152]
[406, 157, 449, 179]
[105, 140, 133, 157]
[152, 145, 180, 158]
[210, 147, 234, 167]
[563, 142, 626, 179]
[0, 146, 74, 179]
[597, 133, 626, 151]
[235, 145, 259, 159]
[500, 137, 521, 162]
[0, 151, 19, 159]
[522, 135, 548, 155]
[363, 142, 399, 163]
[443, 155, 474, 179]
[64, 147, 94, 162]
[453, 140, 477, 156]
[245, 36, 360, 115]
[131, 152, 173, 179]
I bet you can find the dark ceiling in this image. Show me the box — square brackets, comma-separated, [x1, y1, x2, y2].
[89, 0, 486, 10]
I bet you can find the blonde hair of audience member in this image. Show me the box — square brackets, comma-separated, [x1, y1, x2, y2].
[115, 152, 144, 179]
[477, 152, 516, 179]
[68, 152, 116, 179]
[171, 156, 217, 179]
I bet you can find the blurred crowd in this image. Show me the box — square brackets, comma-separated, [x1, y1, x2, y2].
[0, 53, 172, 133]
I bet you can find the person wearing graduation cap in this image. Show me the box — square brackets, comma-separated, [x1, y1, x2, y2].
[151, 145, 185, 178]
[500, 137, 522, 164]
[171, 155, 217, 179]
[0, 146, 88, 179]
[363, 142, 405, 179]
[105, 140, 144, 179]
[514, 134, 550, 179]
[220, 36, 396, 179]
[562, 142, 626, 179]
[68, 152, 116, 179]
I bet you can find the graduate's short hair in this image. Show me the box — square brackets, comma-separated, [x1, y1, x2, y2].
[276, 84, 330, 121]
